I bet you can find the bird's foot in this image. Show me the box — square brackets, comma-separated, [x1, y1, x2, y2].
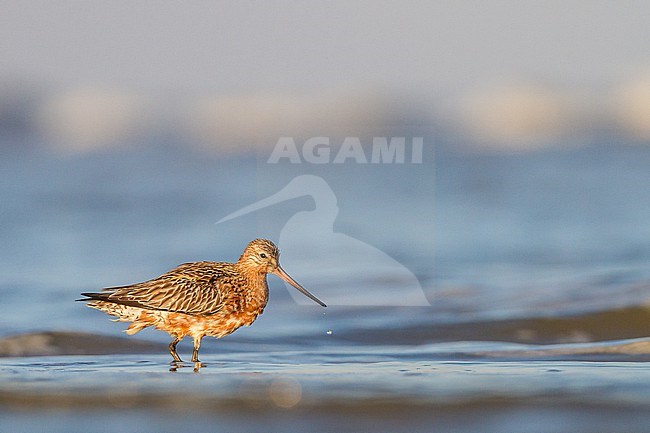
[169, 359, 184, 372]
[168, 360, 205, 372]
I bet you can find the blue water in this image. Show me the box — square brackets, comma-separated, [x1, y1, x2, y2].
[1, 141, 650, 432]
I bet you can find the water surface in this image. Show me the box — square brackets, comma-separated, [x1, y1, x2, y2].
[1, 144, 649, 432]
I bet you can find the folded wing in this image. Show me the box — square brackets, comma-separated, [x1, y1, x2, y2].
[81, 262, 226, 315]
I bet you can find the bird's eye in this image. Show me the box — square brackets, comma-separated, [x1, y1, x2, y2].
[260, 253, 267, 258]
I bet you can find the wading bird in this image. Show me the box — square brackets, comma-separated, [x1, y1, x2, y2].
[79, 239, 326, 364]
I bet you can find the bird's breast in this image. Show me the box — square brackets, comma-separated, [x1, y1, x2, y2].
[215, 274, 266, 316]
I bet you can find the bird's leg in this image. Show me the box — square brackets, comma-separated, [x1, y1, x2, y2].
[191, 336, 202, 363]
[169, 336, 183, 363]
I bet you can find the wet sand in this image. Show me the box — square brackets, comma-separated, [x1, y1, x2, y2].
[1, 334, 650, 433]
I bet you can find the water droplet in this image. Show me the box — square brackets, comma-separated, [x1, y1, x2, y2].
[326, 330, 333, 335]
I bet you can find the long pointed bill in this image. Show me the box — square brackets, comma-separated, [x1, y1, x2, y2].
[273, 266, 327, 307]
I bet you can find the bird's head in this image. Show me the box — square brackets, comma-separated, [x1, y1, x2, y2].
[238, 238, 280, 272]
[237, 239, 326, 307]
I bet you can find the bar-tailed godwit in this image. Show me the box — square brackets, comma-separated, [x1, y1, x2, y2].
[79, 239, 326, 364]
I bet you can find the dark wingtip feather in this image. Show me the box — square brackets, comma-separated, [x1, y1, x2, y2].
[77, 291, 162, 311]
[77, 292, 102, 302]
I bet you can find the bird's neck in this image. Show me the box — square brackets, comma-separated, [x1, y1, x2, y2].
[235, 263, 269, 307]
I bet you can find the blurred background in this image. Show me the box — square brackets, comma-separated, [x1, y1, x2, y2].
[2, 0, 649, 311]
[3, 1, 650, 150]
[1, 2, 650, 431]
[2, 1, 650, 152]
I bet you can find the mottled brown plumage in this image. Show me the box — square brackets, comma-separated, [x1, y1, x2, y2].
[79, 239, 326, 364]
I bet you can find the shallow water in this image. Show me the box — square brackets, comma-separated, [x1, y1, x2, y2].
[1, 144, 649, 431]
[2, 348, 650, 433]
